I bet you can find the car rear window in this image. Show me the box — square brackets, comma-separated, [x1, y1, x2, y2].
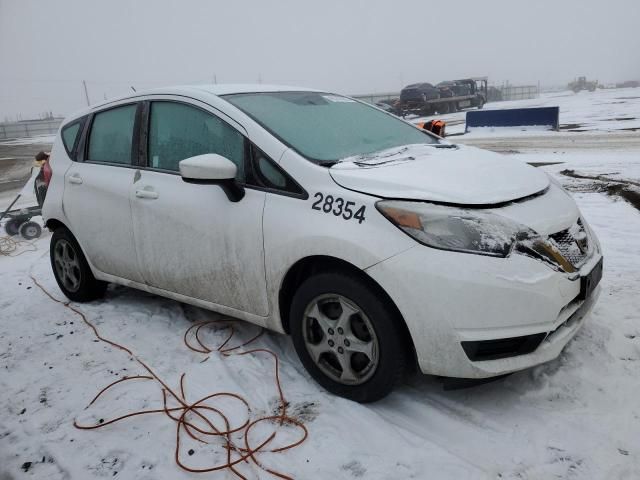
[61, 121, 82, 156]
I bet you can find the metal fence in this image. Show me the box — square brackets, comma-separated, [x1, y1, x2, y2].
[350, 92, 399, 105]
[499, 85, 539, 101]
[0, 119, 63, 140]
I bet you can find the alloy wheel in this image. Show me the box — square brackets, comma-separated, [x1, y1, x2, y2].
[302, 294, 379, 385]
[53, 239, 82, 292]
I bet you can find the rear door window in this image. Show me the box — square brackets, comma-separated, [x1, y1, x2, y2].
[87, 104, 137, 165]
[147, 101, 245, 180]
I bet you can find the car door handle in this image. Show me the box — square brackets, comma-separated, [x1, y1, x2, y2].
[68, 174, 83, 185]
[135, 188, 159, 200]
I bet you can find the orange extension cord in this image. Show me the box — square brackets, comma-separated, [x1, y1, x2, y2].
[31, 275, 308, 479]
[0, 235, 38, 256]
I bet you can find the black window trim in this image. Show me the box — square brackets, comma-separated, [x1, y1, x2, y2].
[80, 101, 143, 169]
[138, 98, 308, 200]
[244, 141, 308, 199]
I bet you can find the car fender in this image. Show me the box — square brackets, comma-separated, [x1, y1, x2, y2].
[261, 149, 416, 331]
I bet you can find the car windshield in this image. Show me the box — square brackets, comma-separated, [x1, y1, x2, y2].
[223, 91, 437, 163]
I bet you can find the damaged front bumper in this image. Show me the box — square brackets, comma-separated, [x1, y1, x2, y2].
[365, 237, 603, 379]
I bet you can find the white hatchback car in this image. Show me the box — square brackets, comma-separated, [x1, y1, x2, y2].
[43, 85, 603, 402]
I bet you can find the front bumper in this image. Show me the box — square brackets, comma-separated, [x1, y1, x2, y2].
[365, 244, 602, 379]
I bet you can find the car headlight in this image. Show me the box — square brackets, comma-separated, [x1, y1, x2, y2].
[376, 200, 525, 257]
[376, 200, 578, 271]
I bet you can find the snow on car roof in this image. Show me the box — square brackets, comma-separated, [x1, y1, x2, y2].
[185, 84, 322, 95]
[61, 84, 324, 121]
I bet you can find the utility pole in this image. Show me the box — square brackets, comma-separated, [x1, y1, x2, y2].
[213, 74, 217, 84]
[82, 80, 90, 106]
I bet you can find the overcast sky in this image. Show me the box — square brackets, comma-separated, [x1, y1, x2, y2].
[1, 0, 639, 120]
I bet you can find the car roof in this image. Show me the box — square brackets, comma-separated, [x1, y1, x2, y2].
[403, 83, 434, 89]
[65, 84, 323, 121]
[175, 83, 321, 96]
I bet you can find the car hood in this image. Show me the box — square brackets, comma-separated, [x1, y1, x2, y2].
[329, 144, 549, 205]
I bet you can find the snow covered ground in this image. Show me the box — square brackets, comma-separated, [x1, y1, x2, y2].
[412, 87, 640, 136]
[1, 89, 640, 479]
[0, 135, 56, 147]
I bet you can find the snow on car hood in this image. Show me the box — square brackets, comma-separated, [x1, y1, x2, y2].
[329, 144, 550, 205]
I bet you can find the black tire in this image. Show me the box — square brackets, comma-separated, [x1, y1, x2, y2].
[290, 272, 406, 402]
[50, 227, 107, 302]
[5, 218, 21, 236]
[420, 106, 433, 116]
[19, 221, 42, 240]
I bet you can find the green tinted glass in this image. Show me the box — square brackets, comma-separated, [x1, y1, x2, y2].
[61, 122, 80, 154]
[225, 92, 436, 163]
[148, 102, 244, 179]
[88, 105, 136, 164]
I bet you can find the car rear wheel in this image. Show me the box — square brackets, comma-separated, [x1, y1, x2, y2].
[50, 227, 107, 302]
[290, 272, 406, 402]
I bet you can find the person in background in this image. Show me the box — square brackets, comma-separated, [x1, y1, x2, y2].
[34, 151, 50, 167]
[416, 120, 446, 137]
[34, 151, 51, 208]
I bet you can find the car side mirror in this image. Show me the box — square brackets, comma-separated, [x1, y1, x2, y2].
[179, 154, 245, 202]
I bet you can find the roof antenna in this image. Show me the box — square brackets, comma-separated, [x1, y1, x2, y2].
[131, 86, 137, 92]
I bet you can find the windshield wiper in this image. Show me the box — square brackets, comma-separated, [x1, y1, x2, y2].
[320, 143, 454, 168]
[431, 144, 458, 149]
[317, 160, 339, 167]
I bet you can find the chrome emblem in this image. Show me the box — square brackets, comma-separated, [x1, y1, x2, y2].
[575, 235, 588, 254]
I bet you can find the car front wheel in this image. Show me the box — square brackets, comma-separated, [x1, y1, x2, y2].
[290, 272, 406, 402]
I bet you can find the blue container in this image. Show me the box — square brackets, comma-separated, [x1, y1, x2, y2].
[466, 106, 559, 132]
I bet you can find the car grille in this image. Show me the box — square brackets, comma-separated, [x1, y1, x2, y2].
[549, 219, 589, 268]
